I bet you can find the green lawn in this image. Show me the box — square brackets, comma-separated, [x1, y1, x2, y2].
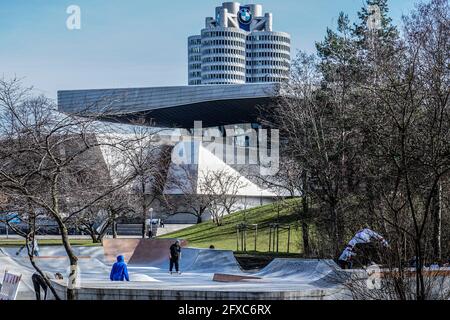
[0, 200, 307, 254]
[160, 199, 307, 254]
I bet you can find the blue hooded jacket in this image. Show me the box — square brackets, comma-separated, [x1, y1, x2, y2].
[110, 255, 130, 281]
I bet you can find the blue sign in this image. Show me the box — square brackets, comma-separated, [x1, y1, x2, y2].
[238, 6, 252, 31]
[3, 212, 20, 224]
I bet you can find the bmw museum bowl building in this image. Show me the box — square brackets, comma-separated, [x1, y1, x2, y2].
[58, 2, 292, 223]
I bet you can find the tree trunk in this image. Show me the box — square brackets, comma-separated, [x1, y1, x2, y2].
[111, 211, 118, 239]
[414, 240, 426, 300]
[431, 183, 442, 261]
[112, 220, 118, 238]
[301, 170, 311, 256]
[142, 220, 147, 238]
[26, 218, 61, 300]
[142, 202, 148, 238]
[302, 222, 310, 256]
[141, 180, 148, 238]
[196, 215, 202, 224]
[87, 227, 98, 243]
[330, 203, 342, 258]
[56, 221, 79, 300]
[365, 178, 376, 226]
[96, 221, 112, 243]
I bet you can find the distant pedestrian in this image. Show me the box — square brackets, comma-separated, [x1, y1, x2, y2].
[169, 240, 182, 274]
[160, 220, 165, 228]
[148, 229, 153, 238]
[110, 255, 130, 281]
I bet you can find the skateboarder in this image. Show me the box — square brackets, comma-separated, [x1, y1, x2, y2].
[169, 240, 182, 274]
[110, 255, 130, 281]
[338, 228, 388, 269]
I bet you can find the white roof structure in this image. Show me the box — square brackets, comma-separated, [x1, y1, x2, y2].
[165, 141, 277, 197]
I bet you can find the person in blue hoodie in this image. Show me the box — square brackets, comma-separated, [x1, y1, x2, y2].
[110, 255, 130, 281]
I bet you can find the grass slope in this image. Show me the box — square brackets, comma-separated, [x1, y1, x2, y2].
[160, 200, 305, 254]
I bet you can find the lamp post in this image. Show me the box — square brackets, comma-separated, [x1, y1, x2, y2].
[149, 208, 154, 238]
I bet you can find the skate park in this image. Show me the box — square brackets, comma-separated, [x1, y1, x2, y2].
[1, 0, 449, 308]
[0, 238, 351, 300]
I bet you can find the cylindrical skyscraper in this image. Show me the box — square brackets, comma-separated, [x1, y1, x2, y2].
[246, 31, 291, 83]
[188, 35, 202, 85]
[188, 2, 291, 85]
[200, 27, 247, 85]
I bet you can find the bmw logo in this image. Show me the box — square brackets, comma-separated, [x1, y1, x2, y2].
[238, 7, 252, 25]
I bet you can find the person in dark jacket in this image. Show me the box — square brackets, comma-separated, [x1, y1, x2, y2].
[110, 255, 130, 281]
[31, 272, 63, 300]
[32, 272, 48, 300]
[169, 240, 182, 274]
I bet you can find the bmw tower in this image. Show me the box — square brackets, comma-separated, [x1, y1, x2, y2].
[188, 2, 291, 86]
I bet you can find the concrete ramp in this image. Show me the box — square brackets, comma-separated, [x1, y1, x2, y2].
[102, 238, 187, 266]
[102, 239, 140, 263]
[188, 249, 243, 274]
[128, 247, 200, 271]
[1, 246, 70, 258]
[125, 247, 240, 273]
[256, 259, 340, 280]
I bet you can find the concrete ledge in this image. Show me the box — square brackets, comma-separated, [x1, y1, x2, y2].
[49, 280, 347, 300]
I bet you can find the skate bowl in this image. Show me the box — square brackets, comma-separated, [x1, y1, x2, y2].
[1, 239, 352, 300]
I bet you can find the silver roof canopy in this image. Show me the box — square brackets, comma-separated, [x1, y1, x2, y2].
[57, 83, 280, 128]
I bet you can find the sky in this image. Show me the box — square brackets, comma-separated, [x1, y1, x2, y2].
[0, 0, 418, 99]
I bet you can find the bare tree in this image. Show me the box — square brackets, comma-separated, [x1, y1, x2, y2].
[164, 164, 213, 223]
[200, 168, 248, 226]
[124, 122, 172, 238]
[264, 0, 449, 300]
[357, 0, 450, 299]
[250, 156, 313, 255]
[267, 47, 364, 257]
[0, 78, 140, 299]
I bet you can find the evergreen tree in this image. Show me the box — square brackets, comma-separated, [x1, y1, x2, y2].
[353, 0, 400, 82]
[316, 12, 360, 85]
[354, 0, 399, 48]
